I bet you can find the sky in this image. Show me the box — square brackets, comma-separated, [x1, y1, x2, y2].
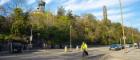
[0, 0, 140, 30]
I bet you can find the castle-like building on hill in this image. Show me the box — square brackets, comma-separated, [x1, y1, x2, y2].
[34, 0, 46, 13]
[31, 0, 46, 48]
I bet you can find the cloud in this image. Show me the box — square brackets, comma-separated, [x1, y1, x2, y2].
[0, 0, 10, 5]
[44, 0, 52, 4]
[27, 0, 52, 5]
[132, 24, 140, 30]
[95, 12, 135, 28]
[59, 0, 139, 30]
[27, 0, 36, 5]
[107, 12, 135, 25]
[62, 0, 139, 11]
[91, 7, 133, 20]
[93, 11, 135, 26]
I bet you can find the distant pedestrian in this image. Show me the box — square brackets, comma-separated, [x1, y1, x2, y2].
[81, 42, 88, 56]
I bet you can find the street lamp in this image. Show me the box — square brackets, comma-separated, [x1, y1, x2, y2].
[70, 25, 72, 51]
[30, 28, 33, 44]
[29, 28, 33, 49]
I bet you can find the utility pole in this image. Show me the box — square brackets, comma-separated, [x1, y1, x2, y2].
[119, 0, 127, 52]
[131, 25, 134, 47]
[120, 38, 122, 45]
[132, 30, 134, 47]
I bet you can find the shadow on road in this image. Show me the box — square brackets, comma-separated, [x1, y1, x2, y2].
[0, 49, 40, 56]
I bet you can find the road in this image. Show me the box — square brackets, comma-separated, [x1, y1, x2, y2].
[0, 47, 139, 60]
[0, 47, 109, 60]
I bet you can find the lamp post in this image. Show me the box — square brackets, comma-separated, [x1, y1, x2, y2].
[70, 25, 72, 51]
[29, 28, 33, 49]
[30, 28, 32, 44]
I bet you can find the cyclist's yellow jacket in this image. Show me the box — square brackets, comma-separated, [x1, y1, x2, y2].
[81, 43, 88, 51]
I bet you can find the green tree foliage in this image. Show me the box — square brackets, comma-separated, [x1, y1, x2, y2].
[1, 6, 140, 46]
[0, 15, 5, 30]
[9, 8, 29, 42]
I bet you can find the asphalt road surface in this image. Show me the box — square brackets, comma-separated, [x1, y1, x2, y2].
[1, 46, 139, 60]
[0, 47, 108, 60]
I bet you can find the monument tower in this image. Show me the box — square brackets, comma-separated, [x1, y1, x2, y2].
[37, 0, 46, 13]
[103, 6, 108, 21]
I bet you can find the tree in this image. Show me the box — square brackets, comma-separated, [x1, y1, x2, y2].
[57, 6, 66, 17]
[0, 15, 5, 29]
[10, 8, 29, 42]
[54, 16, 70, 44]
[1, 5, 140, 48]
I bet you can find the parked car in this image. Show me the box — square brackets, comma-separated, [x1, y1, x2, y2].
[121, 44, 132, 49]
[11, 42, 23, 53]
[109, 44, 122, 51]
[125, 44, 130, 48]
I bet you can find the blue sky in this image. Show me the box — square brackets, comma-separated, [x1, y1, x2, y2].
[0, 0, 140, 31]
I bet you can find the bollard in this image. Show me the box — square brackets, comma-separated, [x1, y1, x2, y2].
[76, 45, 79, 51]
[64, 46, 67, 52]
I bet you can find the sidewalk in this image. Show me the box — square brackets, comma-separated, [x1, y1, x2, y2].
[0, 48, 81, 57]
[125, 48, 140, 60]
[103, 47, 140, 60]
[0, 49, 63, 56]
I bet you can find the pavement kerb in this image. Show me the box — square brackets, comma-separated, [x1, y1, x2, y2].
[100, 53, 126, 60]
